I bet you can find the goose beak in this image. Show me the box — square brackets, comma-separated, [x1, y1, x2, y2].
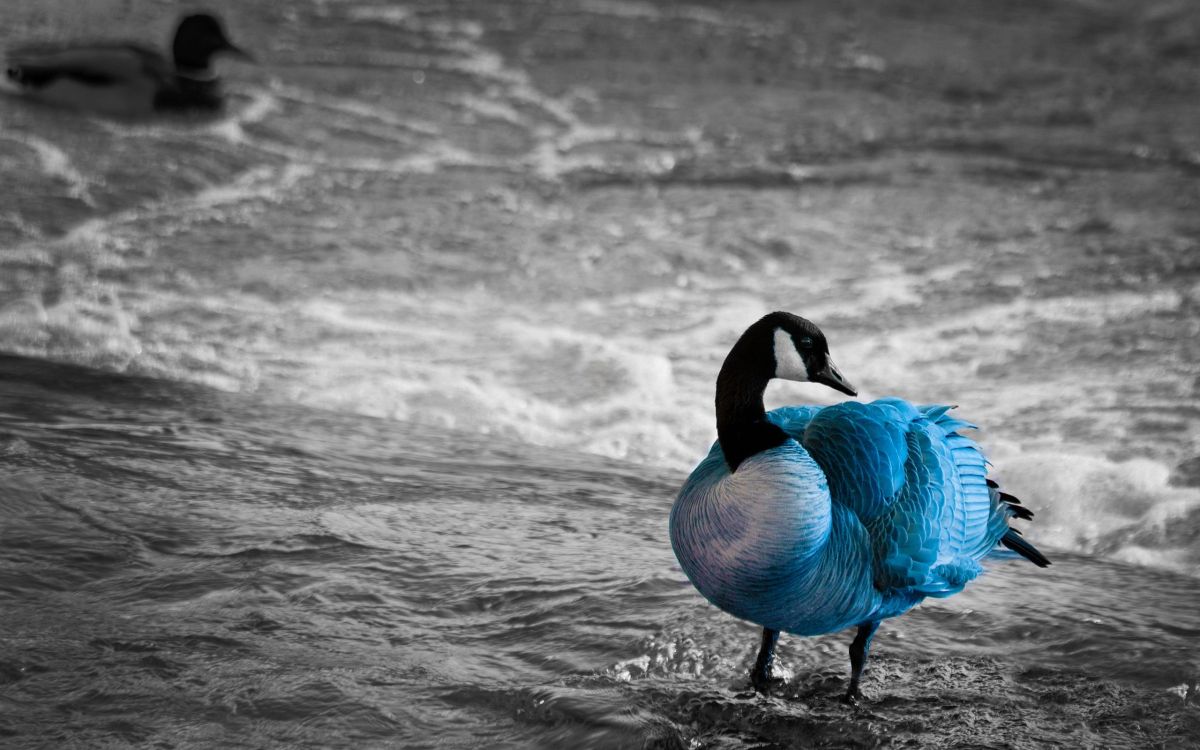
[812, 358, 857, 397]
[222, 42, 255, 63]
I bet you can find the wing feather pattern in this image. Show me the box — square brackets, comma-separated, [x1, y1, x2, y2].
[775, 398, 1043, 604]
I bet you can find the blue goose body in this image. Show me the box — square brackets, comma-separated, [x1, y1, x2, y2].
[669, 312, 1048, 701]
[671, 439, 882, 636]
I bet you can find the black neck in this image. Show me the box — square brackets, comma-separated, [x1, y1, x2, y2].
[175, 65, 217, 81]
[153, 75, 223, 111]
[174, 49, 217, 70]
[715, 333, 788, 473]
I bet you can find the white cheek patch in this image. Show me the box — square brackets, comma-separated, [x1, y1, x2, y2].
[772, 328, 808, 381]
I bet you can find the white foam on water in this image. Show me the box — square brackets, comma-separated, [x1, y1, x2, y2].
[345, 5, 414, 25]
[85, 86, 280, 145]
[0, 280, 143, 372]
[433, 31, 579, 130]
[270, 82, 442, 137]
[577, 0, 665, 22]
[345, 3, 484, 42]
[186, 163, 314, 211]
[521, 121, 691, 182]
[321, 142, 495, 175]
[207, 87, 282, 145]
[49, 245, 1171, 562]
[238, 293, 697, 465]
[845, 262, 924, 308]
[454, 94, 528, 128]
[989, 448, 1200, 575]
[214, 99, 490, 175]
[0, 133, 94, 203]
[833, 286, 1187, 395]
[526, 141, 615, 181]
[579, 0, 779, 35]
[1030, 289, 1184, 322]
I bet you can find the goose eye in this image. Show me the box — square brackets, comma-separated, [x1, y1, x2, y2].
[798, 336, 814, 350]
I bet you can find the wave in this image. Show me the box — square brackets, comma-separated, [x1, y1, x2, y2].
[994, 450, 1200, 576]
[0, 132, 94, 204]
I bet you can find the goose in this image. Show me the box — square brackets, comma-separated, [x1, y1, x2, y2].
[3, 13, 250, 117]
[669, 311, 1049, 703]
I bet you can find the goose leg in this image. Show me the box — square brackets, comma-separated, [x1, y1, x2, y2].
[843, 620, 880, 704]
[750, 627, 780, 693]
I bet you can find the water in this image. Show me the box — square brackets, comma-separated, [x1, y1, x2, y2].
[3, 355, 1198, 748]
[1, 0, 1198, 747]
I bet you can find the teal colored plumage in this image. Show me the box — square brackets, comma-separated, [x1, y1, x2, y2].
[794, 399, 1015, 595]
[669, 311, 1048, 701]
[673, 399, 1020, 630]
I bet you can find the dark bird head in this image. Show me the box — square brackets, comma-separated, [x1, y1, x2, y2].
[715, 311, 856, 471]
[757, 311, 857, 396]
[173, 13, 252, 70]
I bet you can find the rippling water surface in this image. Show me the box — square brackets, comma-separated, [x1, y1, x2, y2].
[3, 357, 1199, 748]
[1, 0, 1199, 747]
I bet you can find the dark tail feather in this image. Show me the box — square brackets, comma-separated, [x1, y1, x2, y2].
[1007, 504, 1034, 521]
[998, 490, 1023, 506]
[1001, 529, 1050, 567]
[997, 490, 1034, 520]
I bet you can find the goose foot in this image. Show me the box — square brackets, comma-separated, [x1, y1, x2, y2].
[750, 671, 774, 694]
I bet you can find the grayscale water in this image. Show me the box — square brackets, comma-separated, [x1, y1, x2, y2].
[1, 1, 1198, 747]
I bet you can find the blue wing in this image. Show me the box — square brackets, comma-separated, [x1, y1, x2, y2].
[772, 398, 1021, 600]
